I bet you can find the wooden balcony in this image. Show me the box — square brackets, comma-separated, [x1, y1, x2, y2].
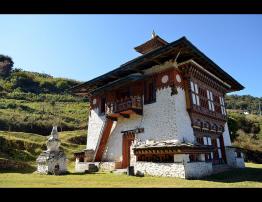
[106, 96, 143, 118]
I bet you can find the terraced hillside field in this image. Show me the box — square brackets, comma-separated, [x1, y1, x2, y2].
[0, 130, 87, 172]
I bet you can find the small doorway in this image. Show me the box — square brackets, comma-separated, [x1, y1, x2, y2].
[212, 135, 227, 165]
[122, 132, 135, 168]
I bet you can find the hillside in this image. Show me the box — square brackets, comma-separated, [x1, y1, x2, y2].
[0, 130, 86, 172]
[225, 94, 262, 115]
[0, 55, 261, 171]
[0, 68, 89, 135]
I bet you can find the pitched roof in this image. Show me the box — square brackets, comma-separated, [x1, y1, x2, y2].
[134, 35, 168, 54]
[70, 36, 244, 96]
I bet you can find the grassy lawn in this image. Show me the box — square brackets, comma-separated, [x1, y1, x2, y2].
[0, 163, 261, 188]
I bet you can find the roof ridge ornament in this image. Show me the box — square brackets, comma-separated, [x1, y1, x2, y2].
[151, 30, 156, 39]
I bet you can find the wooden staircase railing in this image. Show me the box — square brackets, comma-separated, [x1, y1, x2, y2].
[94, 118, 114, 162]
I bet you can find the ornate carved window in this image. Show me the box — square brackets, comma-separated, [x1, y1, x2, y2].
[207, 90, 215, 111]
[219, 96, 226, 115]
[203, 136, 212, 146]
[190, 81, 200, 106]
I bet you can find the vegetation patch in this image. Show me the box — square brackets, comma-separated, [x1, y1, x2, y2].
[0, 163, 261, 188]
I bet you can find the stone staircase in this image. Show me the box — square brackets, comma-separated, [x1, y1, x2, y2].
[212, 164, 232, 174]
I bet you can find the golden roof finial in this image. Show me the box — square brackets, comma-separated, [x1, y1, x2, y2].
[151, 30, 156, 39]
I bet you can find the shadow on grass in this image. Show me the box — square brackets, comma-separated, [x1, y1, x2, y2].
[201, 167, 262, 183]
[0, 166, 36, 174]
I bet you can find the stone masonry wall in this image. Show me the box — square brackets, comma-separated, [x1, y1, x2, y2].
[134, 162, 186, 178]
[184, 162, 213, 178]
[75, 160, 100, 173]
[99, 162, 116, 171]
[75, 162, 89, 173]
[37, 164, 48, 174]
[134, 161, 213, 179]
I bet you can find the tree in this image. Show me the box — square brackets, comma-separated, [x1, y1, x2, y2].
[0, 55, 14, 77]
[228, 116, 239, 141]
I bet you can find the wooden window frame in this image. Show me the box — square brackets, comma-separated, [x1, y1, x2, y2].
[219, 96, 226, 115]
[207, 90, 215, 111]
[144, 78, 156, 105]
[190, 81, 200, 106]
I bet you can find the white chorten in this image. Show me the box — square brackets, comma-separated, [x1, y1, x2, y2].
[36, 126, 67, 175]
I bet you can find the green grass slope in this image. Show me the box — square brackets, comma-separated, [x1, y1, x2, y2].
[0, 130, 86, 172]
[0, 68, 89, 135]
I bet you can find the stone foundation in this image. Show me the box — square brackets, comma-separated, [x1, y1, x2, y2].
[75, 162, 89, 173]
[134, 162, 186, 178]
[134, 161, 213, 179]
[99, 162, 116, 171]
[185, 162, 213, 178]
[75, 161, 116, 173]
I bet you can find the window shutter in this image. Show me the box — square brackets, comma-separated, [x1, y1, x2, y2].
[196, 95, 200, 106]
[192, 94, 196, 105]
[194, 83, 198, 94]
[216, 138, 220, 148]
[203, 137, 208, 145]
[190, 81, 195, 92]
[210, 152, 214, 159]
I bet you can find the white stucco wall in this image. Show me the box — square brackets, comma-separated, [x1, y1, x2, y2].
[222, 122, 232, 146]
[235, 157, 245, 168]
[225, 147, 245, 168]
[173, 88, 195, 143]
[101, 86, 194, 162]
[102, 114, 142, 162]
[86, 108, 106, 151]
[140, 87, 194, 143]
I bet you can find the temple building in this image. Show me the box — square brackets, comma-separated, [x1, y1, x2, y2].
[71, 33, 245, 178]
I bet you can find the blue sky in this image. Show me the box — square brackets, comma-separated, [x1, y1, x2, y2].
[0, 15, 261, 97]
